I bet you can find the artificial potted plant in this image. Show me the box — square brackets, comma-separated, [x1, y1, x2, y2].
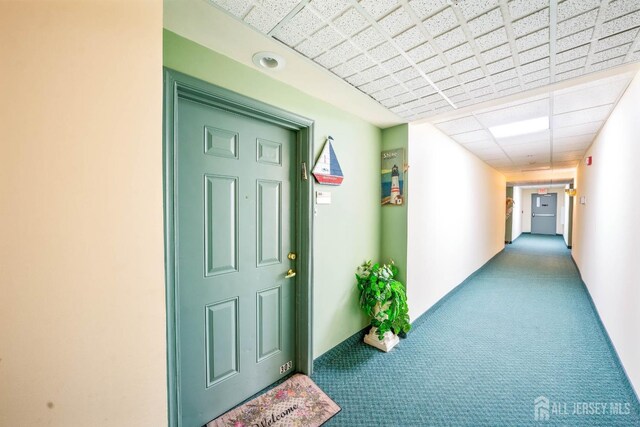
[355, 260, 411, 352]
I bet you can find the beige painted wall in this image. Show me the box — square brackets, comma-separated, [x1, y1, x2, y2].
[511, 186, 523, 241]
[0, 1, 166, 425]
[406, 123, 506, 321]
[573, 72, 640, 395]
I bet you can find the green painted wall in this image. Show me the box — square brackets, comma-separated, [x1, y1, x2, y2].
[164, 30, 381, 358]
[380, 124, 409, 285]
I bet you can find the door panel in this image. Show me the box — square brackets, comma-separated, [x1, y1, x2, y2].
[176, 98, 296, 426]
[531, 193, 557, 235]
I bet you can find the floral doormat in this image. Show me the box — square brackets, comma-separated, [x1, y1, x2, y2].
[207, 374, 340, 427]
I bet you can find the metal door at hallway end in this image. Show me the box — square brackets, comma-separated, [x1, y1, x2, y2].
[531, 193, 557, 235]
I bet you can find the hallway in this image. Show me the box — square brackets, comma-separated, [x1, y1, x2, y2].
[312, 235, 640, 426]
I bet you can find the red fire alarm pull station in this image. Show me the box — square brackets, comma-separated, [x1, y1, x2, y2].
[585, 156, 593, 166]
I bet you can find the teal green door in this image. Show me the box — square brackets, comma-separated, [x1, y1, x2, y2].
[176, 97, 297, 426]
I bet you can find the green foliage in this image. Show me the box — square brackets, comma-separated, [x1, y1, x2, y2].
[355, 260, 411, 341]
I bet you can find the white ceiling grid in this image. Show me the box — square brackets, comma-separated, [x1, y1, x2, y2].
[432, 72, 633, 174]
[210, 0, 640, 122]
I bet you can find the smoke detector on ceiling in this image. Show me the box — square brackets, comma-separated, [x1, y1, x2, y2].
[252, 52, 286, 71]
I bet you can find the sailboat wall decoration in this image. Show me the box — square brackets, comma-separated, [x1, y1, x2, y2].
[312, 136, 344, 186]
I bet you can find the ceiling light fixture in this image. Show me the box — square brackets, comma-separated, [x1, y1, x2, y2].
[252, 52, 286, 71]
[488, 117, 549, 139]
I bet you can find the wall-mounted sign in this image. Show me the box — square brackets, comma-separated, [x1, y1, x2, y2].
[312, 136, 343, 185]
[381, 148, 405, 206]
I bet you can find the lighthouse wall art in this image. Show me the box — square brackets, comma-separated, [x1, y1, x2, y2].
[381, 148, 405, 206]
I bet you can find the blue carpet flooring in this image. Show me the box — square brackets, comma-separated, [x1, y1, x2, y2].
[312, 234, 640, 426]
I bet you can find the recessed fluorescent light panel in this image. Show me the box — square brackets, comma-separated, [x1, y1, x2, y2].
[489, 117, 549, 139]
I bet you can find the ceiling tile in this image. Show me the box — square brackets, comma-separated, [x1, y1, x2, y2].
[382, 55, 413, 73]
[519, 44, 549, 64]
[459, 67, 486, 82]
[406, 43, 437, 62]
[288, 7, 325, 35]
[409, 0, 448, 20]
[556, 28, 594, 51]
[449, 93, 471, 104]
[212, 0, 252, 17]
[502, 141, 550, 155]
[512, 8, 550, 38]
[509, 0, 550, 20]
[515, 28, 550, 52]
[628, 50, 640, 62]
[602, 0, 640, 21]
[465, 77, 491, 91]
[419, 55, 446, 72]
[444, 43, 475, 63]
[309, 0, 349, 20]
[351, 26, 387, 50]
[393, 26, 427, 51]
[520, 57, 549, 74]
[345, 73, 369, 87]
[596, 27, 639, 52]
[452, 129, 492, 143]
[442, 85, 465, 97]
[244, 6, 280, 33]
[436, 76, 459, 89]
[556, 0, 600, 22]
[423, 7, 458, 36]
[556, 68, 586, 82]
[359, 79, 388, 94]
[468, 8, 504, 37]
[476, 98, 549, 128]
[486, 56, 515, 74]
[359, 0, 400, 20]
[556, 44, 590, 63]
[295, 39, 324, 58]
[273, 22, 306, 46]
[311, 26, 344, 48]
[553, 134, 594, 147]
[555, 56, 587, 73]
[491, 67, 518, 82]
[331, 40, 362, 62]
[331, 62, 357, 78]
[344, 54, 376, 73]
[463, 140, 502, 152]
[358, 65, 387, 82]
[378, 6, 413, 36]
[592, 43, 632, 63]
[413, 85, 436, 97]
[553, 105, 612, 128]
[522, 68, 550, 83]
[452, 56, 481, 74]
[429, 66, 453, 82]
[396, 66, 421, 82]
[459, 1, 500, 20]
[315, 51, 342, 68]
[600, 10, 640, 38]
[395, 91, 419, 103]
[380, 97, 401, 108]
[434, 27, 467, 51]
[498, 86, 522, 98]
[495, 78, 520, 92]
[403, 75, 427, 89]
[523, 77, 550, 89]
[589, 55, 626, 72]
[557, 9, 598, 39]
[470, 85, 494, 97]
[333, 7, 369, 36]
[474, 27, 509, 51]
[483, 43, 513, 63]
[368, 42, 399, 62]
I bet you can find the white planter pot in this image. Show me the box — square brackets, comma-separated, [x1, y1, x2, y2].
[363, 327, 399, 352]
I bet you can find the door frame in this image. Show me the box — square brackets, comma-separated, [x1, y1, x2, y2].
[163, 68, 314, 426]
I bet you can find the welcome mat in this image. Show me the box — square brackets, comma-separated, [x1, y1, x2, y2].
[207, 374, 340, 427]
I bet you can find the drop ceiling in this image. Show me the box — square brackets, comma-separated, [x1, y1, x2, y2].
[206, 0, 640, 122]
[432, 72, 633, 175]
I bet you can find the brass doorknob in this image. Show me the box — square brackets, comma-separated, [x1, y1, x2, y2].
[288, 252, 297, 260]
[285, 269, 296, 278]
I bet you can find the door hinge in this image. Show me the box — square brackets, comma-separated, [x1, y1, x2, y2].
[301, 161, 308, 181]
